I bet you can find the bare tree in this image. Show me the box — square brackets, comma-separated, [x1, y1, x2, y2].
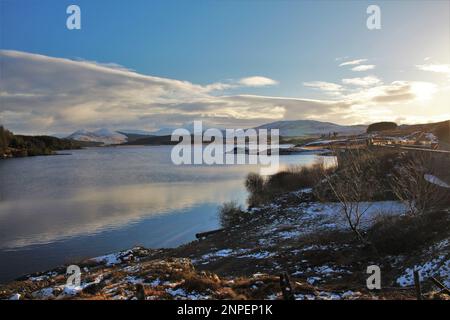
[322, 148, 378, 242]
[390, 153, 446, 216]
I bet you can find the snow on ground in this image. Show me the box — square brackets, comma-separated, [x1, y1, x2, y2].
[424, 174, 450, 189]
[298, 264, 351, 284]
[124, 276, 145, 284]
[424, 133, 438, 143]
[238, 251, 275, 259]
[166, 288, 210, 300]
[31, 287, 55, 299]
[91, 249, 133, 266]
[294, 290, 361, 300]
[396, 256, 450, 288]
[396, 238, 450, 288]
[195, 247, 278, 264]
[258, 197, 408, 240]
[9, 293, 21, 300]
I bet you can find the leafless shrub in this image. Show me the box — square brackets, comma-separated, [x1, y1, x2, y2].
[390, 153, 447, 216]
[245, 173, 265, 207]
[218, 201, 246, 228]
[322, 148, 378, 242]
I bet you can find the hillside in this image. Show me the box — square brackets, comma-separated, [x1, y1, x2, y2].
[66, 129, 127, 145]
[122, 135, 178, 145]
[398, 120, 450, 143]
[0, 126, 91, 158]
[255, 120, 367, 137]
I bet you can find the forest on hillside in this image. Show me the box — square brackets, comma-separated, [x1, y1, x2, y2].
[0, 126, 86, 158]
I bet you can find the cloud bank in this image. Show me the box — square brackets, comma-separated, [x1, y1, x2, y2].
[0, 50, 445, 134]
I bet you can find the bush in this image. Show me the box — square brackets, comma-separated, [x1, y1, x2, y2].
[314, 149, 401, 202]
[390, 153, 448, 215]
[367, 122, 397, 133]
[218, 201, 247, 228]
[245, 162, 330, 207]
[245, 173, 265, 207]
[367, 210, 450, 254]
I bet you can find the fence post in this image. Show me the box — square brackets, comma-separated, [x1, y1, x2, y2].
[136, 283, 146, 300]
[279, 272, 295, 300]
[413, 270, 422, 300]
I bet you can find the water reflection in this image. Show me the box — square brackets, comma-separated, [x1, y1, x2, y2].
[0, 146, 333, 282]
[0, 180, 245, 249]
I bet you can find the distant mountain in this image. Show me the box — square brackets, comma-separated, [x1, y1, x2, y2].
[66, 128, 127, 145]
[117, 131, 155, 143]
[117, 129, 156, 136]
[122, 135, 179, 146]
[65, 120, 367, 145]
[254, 120, 367, 137]
[120, 123, 219, 137]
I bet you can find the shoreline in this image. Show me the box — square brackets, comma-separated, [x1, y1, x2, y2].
[1, 189, 448, 300]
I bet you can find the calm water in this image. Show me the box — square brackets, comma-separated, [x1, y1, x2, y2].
[0, 146, 329, 282]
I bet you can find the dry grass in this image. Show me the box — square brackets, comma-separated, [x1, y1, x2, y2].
[246, 161, 331, 207]
[367, 210, 450, 255]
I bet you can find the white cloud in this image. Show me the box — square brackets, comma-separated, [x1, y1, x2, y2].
[339, 59, 368, 67]
[416, 64, 450, 74]
[0, 50, 444, 134]
[342, 76, 382, 87]
[345, 81, 437, 105]
[351, 65, 376, 72]
[0, 50, 330, 133]
[339, 59, 367, 67]
[303, 81, 343, 94]
[238, 76, 278, 87]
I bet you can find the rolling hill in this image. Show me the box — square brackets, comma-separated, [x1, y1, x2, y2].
[254, 120, 367, 137]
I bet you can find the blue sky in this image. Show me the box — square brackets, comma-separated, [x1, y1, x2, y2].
[1, 0, 450, 134]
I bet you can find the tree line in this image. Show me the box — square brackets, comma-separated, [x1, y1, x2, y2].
[1, 125, 84, 158]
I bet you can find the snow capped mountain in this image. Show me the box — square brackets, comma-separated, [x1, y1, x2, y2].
[254, 120, 367, 137]
[121, 122, 218, 136]
[65, 120, 366, 144]
[66, 128, 127, 145]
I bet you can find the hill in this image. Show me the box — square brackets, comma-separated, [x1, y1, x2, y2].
[1, 126, 91, 158]
[254, 120, 367, 137]
[66, 129, 127, 145]
[122, 135, 179, 145]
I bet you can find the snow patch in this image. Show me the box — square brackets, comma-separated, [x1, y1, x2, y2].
[9, 293, 21, 300]
[424, 174, 450, 189]
[396, 255, 450, 288]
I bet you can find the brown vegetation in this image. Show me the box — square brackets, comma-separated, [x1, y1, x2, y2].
[246, 162, 331, 207]
[367, 210, 450, 255]
[390, 153, 448, 215]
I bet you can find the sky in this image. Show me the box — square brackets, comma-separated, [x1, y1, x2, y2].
[0, 0, 449, 135]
